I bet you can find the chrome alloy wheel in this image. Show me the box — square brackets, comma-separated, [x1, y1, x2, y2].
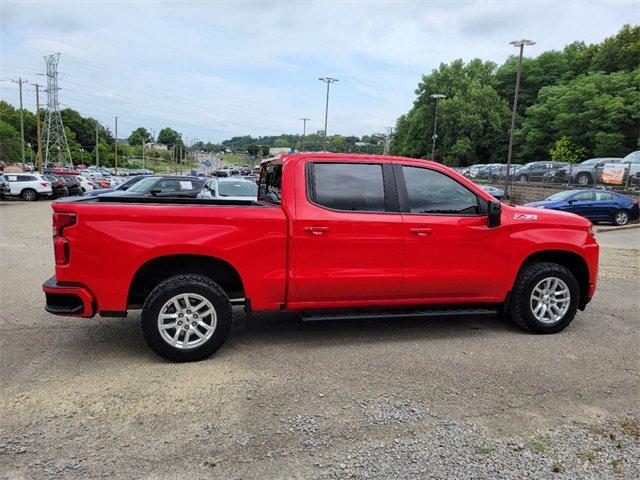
[157, 293, 217, 350]
[615, 211, 629, 226]
[530, 277, 571, 324]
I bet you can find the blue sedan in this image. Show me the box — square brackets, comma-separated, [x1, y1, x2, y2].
[525, 189, 639, 226]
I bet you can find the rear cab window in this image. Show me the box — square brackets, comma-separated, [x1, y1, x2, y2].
[307, 162, 386, 212]
[258, 162, 283, 204]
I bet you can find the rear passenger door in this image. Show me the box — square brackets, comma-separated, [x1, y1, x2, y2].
[289, 161, 403, 305]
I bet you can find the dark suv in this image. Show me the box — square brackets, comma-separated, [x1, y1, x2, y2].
[58, 175, 83, 196]
[515, 161, 569, 183]
[554, 158, 622, 186]
[0, 174, 9, 198]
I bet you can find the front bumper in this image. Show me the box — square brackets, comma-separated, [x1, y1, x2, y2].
[42, 276, 95, 318]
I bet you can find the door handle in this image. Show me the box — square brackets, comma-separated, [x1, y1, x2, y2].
[303, 226, 330, 236]
[409, 227, 434, 236]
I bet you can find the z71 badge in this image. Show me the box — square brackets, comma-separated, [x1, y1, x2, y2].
[514, 213, 538, 220]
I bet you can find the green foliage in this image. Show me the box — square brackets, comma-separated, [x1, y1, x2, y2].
[128, 127, 152, 146]
[0, 120, 22, 163]
[549, 137, 587, 163]
[246, 143, 259, 156]
[157, 127, 182, 147]
[392, 25, 638, 166]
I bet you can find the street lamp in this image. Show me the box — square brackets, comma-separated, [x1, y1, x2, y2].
[318, 77, 338, 151]
[429, 93, 446, 162]
[299, 117, 310, 152]
[504, 39, 535, 197]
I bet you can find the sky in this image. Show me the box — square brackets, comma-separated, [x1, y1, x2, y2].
[0, 0, 638, 144]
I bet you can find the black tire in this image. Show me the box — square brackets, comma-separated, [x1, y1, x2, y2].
[575, 173, 592, 186]
[508, 261, 579, 334]
[21, 188, 37, 201]
[517, 174, 527, 182]
[141, 274, 232, 362]
[613, 210, 629, 226]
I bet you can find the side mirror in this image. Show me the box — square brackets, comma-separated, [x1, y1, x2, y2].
[487, 200, 501, 228]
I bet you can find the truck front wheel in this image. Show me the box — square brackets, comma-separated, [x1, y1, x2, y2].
[141, 274, 232, 362]
[508, 262, 579, 334]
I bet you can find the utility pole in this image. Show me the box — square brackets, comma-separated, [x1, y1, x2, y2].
[318, 77, 338, 152]
[114, 116, 119, 175]
[299, 117, 310, 152]
[429, 94, 446, 162]
[179, 144, 183, 174]
[95, 122, 99, 167]
[34, 84, 43, 173]
[12, 78, 28, 171]
[504, 39, 535, 197]
[141, 134, 145, 170]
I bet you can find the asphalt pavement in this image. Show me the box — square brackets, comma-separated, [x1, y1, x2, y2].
[0, 201, 638, 479]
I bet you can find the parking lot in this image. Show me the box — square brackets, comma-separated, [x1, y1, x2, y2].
[1, 200, 639, 479]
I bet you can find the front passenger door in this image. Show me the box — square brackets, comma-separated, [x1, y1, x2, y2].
[398, 165, 509, 301]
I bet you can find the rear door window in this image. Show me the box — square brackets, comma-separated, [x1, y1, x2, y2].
[309, 163, 386, 212]
[572, 191, 596, 201]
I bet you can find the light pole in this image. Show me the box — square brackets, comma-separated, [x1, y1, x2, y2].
[299, 117, 310, 152]
[318, 77, 338, 151]
[504, 39, 535, 197]
[429, 94, 446, 162]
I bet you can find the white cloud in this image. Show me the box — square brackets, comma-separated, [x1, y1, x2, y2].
[1, 0, 637, 141]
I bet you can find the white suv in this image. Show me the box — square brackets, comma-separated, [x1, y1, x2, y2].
[4, 173, 53, 201]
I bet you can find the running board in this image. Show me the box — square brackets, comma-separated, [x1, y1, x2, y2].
[301, 307, 497, 322]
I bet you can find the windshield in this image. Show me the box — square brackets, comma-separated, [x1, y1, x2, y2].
[581, 159, 599, 165]
[127, 177, 159, 193]
[117, 176, 145, 190]
[218, 180, 258, 197]
[546, 190, 579, 201]
[624, 151, 640, 163]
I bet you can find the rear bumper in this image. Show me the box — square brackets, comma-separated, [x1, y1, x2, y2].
[42, 276, 95, 318]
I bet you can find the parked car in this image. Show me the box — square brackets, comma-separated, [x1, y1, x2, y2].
[43, 153, 599, 362]
[554, 158, 622, 186]
[43, 175, 69, 198]
[514, 161, 569, 182]
[467, 164, 487, 178]
[84, 175, 150, 196]
[525, 189, 639, 226]
[58, 175, 83, 196]
[602, 151, 640, 187]
[100, 175, 205, 199]
[77, 176, 94, 193]
[476, 164, 503, 180]
[479, 184, 505, 200]
[4, 173, 52, 201]
[197, 177, 258, 201]
[0, 174, 9, 198]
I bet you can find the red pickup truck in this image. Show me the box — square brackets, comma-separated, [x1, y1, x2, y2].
[43, 154, 599, 361]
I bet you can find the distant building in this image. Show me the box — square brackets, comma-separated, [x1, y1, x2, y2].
[354, 142, 368, 147]
[269, 147, 292, 156]
[144, 142, 168, 150]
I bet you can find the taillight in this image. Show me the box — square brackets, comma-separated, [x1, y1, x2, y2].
[41, 182, 49, 187]
[52, 213, 76, 265]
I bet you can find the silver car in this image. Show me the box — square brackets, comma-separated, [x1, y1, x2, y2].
[197, 177, 258, 201]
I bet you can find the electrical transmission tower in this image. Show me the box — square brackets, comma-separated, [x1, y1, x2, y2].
[383, 127, 393, 155]
[43, 53, 72, 167]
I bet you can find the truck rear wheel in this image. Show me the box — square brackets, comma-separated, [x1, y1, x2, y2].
[141, 274, 232, 362]
[508, 262, 579, 334]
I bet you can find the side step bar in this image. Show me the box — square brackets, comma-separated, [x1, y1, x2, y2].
[302, 307, 497, 322]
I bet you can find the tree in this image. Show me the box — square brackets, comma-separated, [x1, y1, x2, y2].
[549, 137, 587, 163]
[157, 127, 182, 147]
[590, 24, 640, 74]
[246, 143, 259, 156]
[0, 120, 22, 163]
[261, 145, 270, 156]
[518, 69, 639, 160]
[128, 127, 152, 146]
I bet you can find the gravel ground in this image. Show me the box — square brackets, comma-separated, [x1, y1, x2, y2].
[0, 201, 638, 479]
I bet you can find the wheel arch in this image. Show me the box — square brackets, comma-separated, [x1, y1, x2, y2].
[127, 254, 245, 309]
[515, 250, 590, 308]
